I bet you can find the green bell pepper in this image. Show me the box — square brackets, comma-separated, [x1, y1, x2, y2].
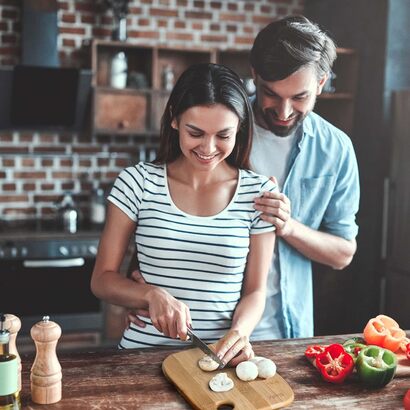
[344, 342, 367, 363]
[343, 336, 366, 346]
[356, 345, 397, 387]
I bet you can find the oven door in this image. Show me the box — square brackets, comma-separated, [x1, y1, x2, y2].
[0, 256, 102, 333]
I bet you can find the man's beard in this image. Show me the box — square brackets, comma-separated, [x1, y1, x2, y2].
[262, 108, 307, 137]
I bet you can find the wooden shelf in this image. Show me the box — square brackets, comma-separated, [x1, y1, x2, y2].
[90, 41, 218, 136]
[314, 48, 359, 134]
[90, 42, 358, 137]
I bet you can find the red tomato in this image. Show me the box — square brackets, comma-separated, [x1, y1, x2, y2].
[406, 343, 410, 361]
[404, 389, 410, 410]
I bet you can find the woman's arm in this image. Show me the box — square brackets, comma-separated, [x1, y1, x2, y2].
[91, 203, 192, 339]
[91, 203, 155, 308]
[215, 230, 275, 366]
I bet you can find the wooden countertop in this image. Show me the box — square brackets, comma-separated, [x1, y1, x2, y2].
[20, 334, 409, 409]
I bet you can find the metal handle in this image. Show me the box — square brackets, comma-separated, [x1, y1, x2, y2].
[23, 258, 85, 268]
[381, 177, 390, 260]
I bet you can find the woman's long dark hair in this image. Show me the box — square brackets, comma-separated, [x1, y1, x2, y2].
[154, 63, 253, 170]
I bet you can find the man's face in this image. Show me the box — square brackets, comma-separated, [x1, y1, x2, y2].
[253, 65, 327, 136]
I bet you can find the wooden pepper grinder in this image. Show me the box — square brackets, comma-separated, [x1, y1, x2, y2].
[30, 316, 62, 404]
[4, 314, 21, 392]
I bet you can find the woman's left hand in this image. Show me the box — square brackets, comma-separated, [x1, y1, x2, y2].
[215, 329, 254, 367]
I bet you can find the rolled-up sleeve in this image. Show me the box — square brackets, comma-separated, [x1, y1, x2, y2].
[321, 139, 360, 240]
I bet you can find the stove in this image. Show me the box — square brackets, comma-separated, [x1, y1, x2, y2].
[0, 219, 103, 335]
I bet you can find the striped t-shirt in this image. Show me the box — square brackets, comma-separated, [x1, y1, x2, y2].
[107, 162, 277, 349]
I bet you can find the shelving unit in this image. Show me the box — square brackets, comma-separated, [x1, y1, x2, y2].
[216, 49, 251, 79]
[315, 48, 359, 134]
[90, 41, 358, 137]
[90, 40, 214, 136]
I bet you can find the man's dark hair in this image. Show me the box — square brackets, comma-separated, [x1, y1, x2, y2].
[250, 15, 337, 81]
[155, 63, 253, 169]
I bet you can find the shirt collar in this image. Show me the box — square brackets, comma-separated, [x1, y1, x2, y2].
[302, 113, 315, 138]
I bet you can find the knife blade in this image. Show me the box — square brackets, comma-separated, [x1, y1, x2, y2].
[186, 328, 225, 369]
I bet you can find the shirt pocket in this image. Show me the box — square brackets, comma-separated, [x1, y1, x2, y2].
[299, 175, 335, 228]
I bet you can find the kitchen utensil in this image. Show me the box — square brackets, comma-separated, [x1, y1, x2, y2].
[31, 316, 62, 404]
[162, 347, 294, 410]
[186, 328, 224, 369]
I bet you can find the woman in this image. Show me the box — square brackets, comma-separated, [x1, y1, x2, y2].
[91, 63, 276, 366]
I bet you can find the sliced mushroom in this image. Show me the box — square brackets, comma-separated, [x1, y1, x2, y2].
[256, 358, 277, 379]
[235, 361, 258, 381]
[209, 372, 234, 392]
[198, 355, 220, 372]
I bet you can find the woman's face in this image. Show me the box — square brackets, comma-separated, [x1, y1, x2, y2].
[172, 104, 239, 171]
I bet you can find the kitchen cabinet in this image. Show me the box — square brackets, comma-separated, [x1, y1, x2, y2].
[385, 90, 410, 328]
[18, 333, 410, 409]
[216, 49, 252, 78]
[306, 0, 410, 337]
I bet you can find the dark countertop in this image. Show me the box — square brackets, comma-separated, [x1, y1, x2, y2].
[20, 333, 409, 409]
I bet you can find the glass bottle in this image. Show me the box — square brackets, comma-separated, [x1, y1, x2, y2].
[110, 51, 128, 89]
[90, 185, 106, 225]
[0, 314, 20, 410]
[162, 64, 175, 91]
[60, 193, 79, 234]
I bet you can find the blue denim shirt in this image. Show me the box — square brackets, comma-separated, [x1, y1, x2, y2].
[276, 112, 360, 338]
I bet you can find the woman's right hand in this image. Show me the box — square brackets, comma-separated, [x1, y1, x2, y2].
[147, 286, 192, 340]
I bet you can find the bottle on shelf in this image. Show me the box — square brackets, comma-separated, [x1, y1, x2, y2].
[322, 70, 337, 93]
[110, 51, 128, 89]
[0, 313, 21, 410]
[162, 64, 175, 91]
[30, 316, 62, 405]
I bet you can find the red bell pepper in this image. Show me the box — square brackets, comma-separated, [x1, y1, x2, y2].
[305, 345, 326, 359]
[404, 389, 410, 410]
[316, 343, 354, 384]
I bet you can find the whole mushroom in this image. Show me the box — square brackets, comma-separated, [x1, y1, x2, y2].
[235, 361, 258, 381]
[256, 358, 277, 379]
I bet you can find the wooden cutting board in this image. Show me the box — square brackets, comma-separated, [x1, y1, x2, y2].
[162, 347, 294, 410]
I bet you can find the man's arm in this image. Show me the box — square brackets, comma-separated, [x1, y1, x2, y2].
[254, 177, 357, 270]
[276, 216, 356, 269]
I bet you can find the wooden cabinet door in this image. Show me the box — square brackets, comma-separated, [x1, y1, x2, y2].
[94, 89, 148, 134]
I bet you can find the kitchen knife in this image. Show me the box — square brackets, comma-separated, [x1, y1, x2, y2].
[186, 328, 225, 369]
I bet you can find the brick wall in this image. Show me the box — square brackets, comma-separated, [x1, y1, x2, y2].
[0, 0, 304, 220]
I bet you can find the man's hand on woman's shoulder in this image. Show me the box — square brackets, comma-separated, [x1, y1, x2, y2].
[254, 176, 293, 237]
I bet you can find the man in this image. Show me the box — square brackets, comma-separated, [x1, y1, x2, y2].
[248, 15, 359, 339]
[127, 15, 360, 340]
